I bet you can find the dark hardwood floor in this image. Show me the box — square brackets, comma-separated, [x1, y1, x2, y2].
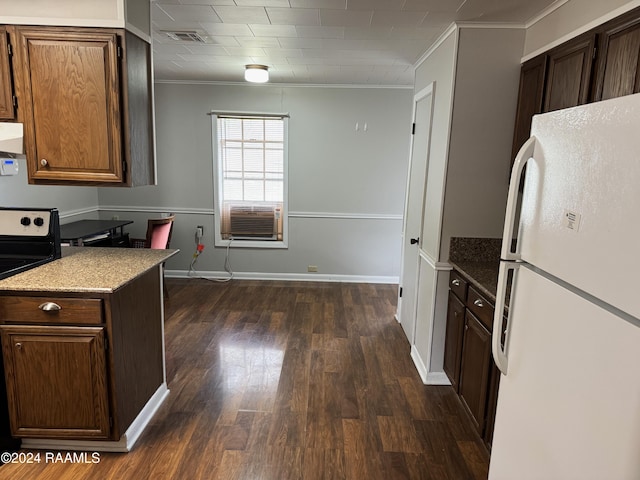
[0, 279, 489, 479]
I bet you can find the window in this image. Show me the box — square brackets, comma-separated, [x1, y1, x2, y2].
[212, 113, 288, 247]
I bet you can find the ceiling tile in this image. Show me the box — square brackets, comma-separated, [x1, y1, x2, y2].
[262, 48, 305, 58]
[277, 37, 326, 49]
[371, 10, 427, 27]
[157, 4, 221, 22]
[347, 0, 403, 10]
[179, 0, 236, 4]
[295, 25, 345, 38]
[235, 0, 291, 6]
[402, 0, 465, 12]
[342, 26, 393, 39]
[199, 22, 255, 36]
[184, 44, 233, 55]
[290, 0, 346, 9]
[320, 9, 373, 27]
[213, 6, 271, 24]
[249, 24, 299, 37]
[265, 8, 321, 26]
[236, 36, 283, 47]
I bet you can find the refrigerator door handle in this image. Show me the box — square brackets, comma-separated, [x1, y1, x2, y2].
[501, 136, 536, 261]
[493, 261, 519, 375]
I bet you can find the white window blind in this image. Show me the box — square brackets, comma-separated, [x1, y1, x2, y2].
[215, 114, 287, 242]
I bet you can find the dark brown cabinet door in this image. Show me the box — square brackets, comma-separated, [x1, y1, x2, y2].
[0, 325, 110, 439]
[483, 363, 500, 449]
[458, 311, 492, 433]
[14, 27, 123, 184]
[511, 55, 546, 165]
[443, 291, 465, 391]
[543, 33, 596, 112]
[0, 26, 15, 120]
[593, 10, 640, 101]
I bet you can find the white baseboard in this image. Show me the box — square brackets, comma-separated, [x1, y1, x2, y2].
[410, 346, 451, 386]
[166, 269, 399, 285]
[425, 371, 451, 386]
[21, 383, 169, 453]
[410, 345, 428, 384]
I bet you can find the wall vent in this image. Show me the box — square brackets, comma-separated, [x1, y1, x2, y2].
[163, 31, 207, 43]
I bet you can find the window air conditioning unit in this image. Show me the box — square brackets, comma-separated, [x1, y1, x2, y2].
[229, 205, 278, 240]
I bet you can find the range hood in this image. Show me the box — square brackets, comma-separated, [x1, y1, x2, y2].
[0, 123, 24, 155]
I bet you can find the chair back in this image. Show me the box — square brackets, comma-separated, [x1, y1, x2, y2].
[145, 215, 175, 249]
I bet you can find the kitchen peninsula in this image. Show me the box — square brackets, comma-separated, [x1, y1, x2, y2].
[0, 247, 177, 452]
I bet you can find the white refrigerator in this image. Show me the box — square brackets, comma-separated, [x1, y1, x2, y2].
[488, 92, 640, 480]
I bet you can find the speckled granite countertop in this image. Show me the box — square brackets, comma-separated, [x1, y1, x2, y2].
[0, 247, 178, 294]
[449, 237, 502, 303]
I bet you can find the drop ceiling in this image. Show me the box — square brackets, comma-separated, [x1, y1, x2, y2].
[152, 0, 560, 86]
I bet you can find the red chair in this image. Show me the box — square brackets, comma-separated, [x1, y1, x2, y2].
[132, 215, 175, 297]
[131, 215, 175, 249]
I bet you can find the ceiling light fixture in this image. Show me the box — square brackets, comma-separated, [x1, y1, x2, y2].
[244, 64, 269, 83]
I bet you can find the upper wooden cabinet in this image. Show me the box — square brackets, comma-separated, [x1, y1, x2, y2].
[543, 33, 596, 112]
[593, 10, 640, 101]
[0, 26, 15, 120]
[511, 7, 640, 163]
[511, 55, 546, 162]
[10, 26, 154, 186]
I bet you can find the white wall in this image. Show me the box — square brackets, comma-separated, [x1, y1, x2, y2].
[98, 83, 413, 281]
[524, 0, 640, 58]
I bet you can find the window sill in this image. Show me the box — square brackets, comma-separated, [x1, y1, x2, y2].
[215, 239, 288, 249]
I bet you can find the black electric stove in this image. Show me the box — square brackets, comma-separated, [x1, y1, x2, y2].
[0, 207, 61, 455]
[0, 207, 61, 280]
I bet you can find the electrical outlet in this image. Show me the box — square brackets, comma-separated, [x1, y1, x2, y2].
[196, 226, 204, 239]
[307, 265, 318, 272]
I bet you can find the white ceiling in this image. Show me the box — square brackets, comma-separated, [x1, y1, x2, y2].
[151, 0, 559, 86]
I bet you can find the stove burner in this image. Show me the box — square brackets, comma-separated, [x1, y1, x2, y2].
[0, 208, 61, 280]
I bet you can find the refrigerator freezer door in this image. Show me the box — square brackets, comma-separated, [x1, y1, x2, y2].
[489, 265, 640, 480]
[518, 92, 640, 319]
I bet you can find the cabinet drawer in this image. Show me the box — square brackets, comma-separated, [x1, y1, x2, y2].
[466, 287, 494, 332]
[0, 297, 103, 325]
[449, 270, 468, 301]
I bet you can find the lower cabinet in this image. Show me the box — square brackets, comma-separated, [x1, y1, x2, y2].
[0, 266, 164, 442]
[445, 269, 501, 449]
[0, 325, 110, 438]
[458, 311, 492, 433]
[443, 291, 465, 391]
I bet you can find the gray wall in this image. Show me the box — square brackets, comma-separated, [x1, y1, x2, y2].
[0, 161, 98, 221]
[98, 83, 413, 281]
[440, 27, 525, 260]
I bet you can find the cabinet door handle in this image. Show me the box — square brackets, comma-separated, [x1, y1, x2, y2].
[451, 279, 460, 286]
[40, 159, 49, 167]
[15, 343, 22, 350]
[473, 299, 484, 308]
[38, 302, 61, 312]
[410, 237, 419, 245]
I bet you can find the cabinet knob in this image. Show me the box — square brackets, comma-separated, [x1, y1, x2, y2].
[40, 159, 49, 167]
[451, 279, 460, 286]
[38, 302, 61, 312]
[15, 343, 22, 350]
[473, 299, 484, 308]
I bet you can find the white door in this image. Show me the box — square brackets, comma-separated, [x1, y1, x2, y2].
[398, 84, 434, 343]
